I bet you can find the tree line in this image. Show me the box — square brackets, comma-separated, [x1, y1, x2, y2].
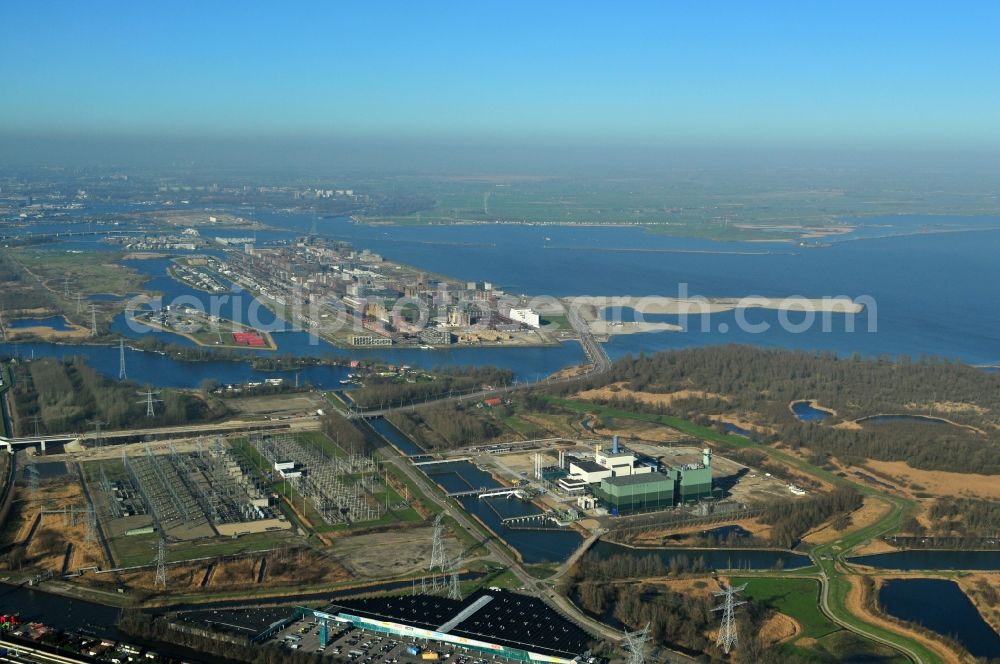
[759, 486, 863, 548]
[349, 365, 514, 409]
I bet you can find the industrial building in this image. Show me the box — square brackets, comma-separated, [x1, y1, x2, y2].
[558, 440, 716, 515]
[594, 448, 715, 514]
[558, 436, 654, 488]
[276, 589, 592, 664]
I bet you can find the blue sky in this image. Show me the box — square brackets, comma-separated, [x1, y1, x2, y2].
[2, 1, 999, 148]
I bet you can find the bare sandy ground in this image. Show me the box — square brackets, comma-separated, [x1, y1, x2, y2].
[905, 401, 989, 416]
[576, 383, 730, 407]
[759, 612, 801, 646]
[569, 294, 864, 317]
[4, 321, 91, 341]
[803, 496, 892, 545]
[626, 517, 773, 546]
[588, 320, 682, 335]
[863, 459, 1000, 500]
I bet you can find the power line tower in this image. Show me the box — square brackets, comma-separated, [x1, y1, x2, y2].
[447, 558, 462, 601]
[25, 462, 40, 499]
[137, 388, 162, 417]
[29, 414, 42, 437]
[84, 507, 97, 544]
[428, 513, 449, 593]
[713, 583, 747, 654]
[90, 304, 98, 337]
[87, 418, 106, 448]
[118, 338, 127, 381]
[623, 623, 649, 664]
[75, 293, 85, 315]
[154, 537, 167, 588]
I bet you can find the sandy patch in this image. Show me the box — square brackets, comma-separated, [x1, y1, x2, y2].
[569, 295, 863, 317]
[636, 576, 719, 600]
[329, 526, 462, 578]
[5, 322, 92, 341]
[625, 517, 773, 546]
[759, 612, 801, 645]
[590, 423, 689, 445]
[588, 320, 681, 335]
[803, 496, 892, 545]
[850, 538, 900, 556]
[576, 383, 730, 408]
[906, 401, 989, 416]
[863, 460, 1000, 500]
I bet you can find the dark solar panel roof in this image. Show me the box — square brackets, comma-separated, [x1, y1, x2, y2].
[326, 593, 462, 631]
[450, 589, 591, 658]
[328, 589, 591, 659]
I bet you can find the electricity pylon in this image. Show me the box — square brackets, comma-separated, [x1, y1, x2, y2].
[118, 338, 127, 380]
[623, 623, 649, 664]
[137, 388, 162, 417]
[713, 583, 747, 654]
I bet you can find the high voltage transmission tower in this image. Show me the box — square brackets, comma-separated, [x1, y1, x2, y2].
[713, 583, 747, 654]
[154, 537, 167, 588]
[87, 418, 106, 448]
[84, 507, 97, 544]
[623, 623, 649, 664]
[29, 414, 42, 437]
[119, 338, 127, 380]
[90, 304, 98, 337]
[25, 462, 40, 499]
[137, 388, 162, 417]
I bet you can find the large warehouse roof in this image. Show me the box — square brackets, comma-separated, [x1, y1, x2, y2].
[326, 589, 592, 660]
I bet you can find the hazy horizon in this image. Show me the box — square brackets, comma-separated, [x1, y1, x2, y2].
[4, 1, 1000, 173]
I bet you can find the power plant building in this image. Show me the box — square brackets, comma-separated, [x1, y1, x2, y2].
[592, 448, 715, 515]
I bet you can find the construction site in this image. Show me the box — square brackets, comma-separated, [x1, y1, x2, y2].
[0, 426, 435, 596]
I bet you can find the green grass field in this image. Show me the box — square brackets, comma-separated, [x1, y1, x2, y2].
[732, 577, 839, 640]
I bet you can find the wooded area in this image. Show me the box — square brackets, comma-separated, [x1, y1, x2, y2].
[551, 346, 1000, 474]
[387, 402, 501, 450]
[9, 357, 231, 434]
[350, 365, 514, 409]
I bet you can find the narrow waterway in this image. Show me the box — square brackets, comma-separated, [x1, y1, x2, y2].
[591, 540, 812, 570]
[850, 549, 1000, 570]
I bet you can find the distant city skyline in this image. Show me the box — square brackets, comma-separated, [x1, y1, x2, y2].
[2, 1, 999, 151]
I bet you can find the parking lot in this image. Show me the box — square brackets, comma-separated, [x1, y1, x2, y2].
[271, 616, 514, 664]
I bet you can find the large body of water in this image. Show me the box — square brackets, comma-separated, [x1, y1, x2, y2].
[270, 212, 1000, 366]
[879, 578, 1000, 659]
[4, 210, 1000, 386]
